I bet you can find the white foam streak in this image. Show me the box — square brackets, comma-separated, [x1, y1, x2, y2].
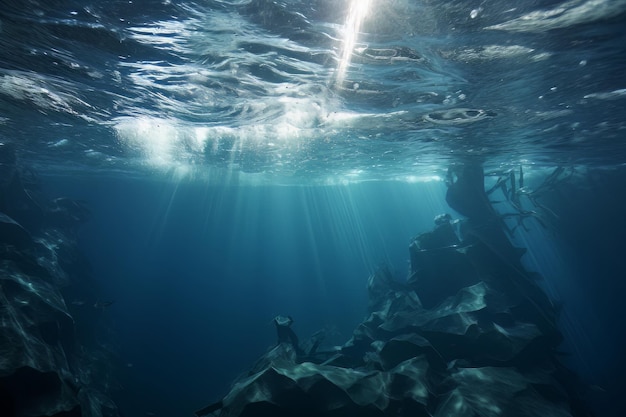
[114, 117, 181, 167]
[487, 0, 626, 32]
[584, 89, 626, 100]
[0, 72, 92, 116]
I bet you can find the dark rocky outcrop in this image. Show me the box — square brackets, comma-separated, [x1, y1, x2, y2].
[197, 163, 591, 417]
[0, 143, 118, 417]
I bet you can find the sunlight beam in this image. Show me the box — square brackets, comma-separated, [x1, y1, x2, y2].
[335, 0, 371, 87]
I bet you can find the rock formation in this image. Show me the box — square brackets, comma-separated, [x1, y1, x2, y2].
[197, 163, 591, 417]
[0, 143, 118, 417]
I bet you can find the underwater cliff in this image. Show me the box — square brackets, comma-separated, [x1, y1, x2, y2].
[0, 144, 118, 417]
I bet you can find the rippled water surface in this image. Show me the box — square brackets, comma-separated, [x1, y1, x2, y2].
[1, 0, 625, 182]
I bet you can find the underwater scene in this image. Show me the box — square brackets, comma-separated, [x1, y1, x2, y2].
[1, 0, 625, 416]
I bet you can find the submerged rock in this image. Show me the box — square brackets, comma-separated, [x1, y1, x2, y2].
[0, 145, 118, 417]
[199, 165, 590, 417]
[0, 212, 33, 248]
[199, 249, 585, 416]
[199, 344, 431, 417]
[435, 366, 574, 417]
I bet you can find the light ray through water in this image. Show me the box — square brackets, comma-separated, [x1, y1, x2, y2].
[335, 0, 371, 87]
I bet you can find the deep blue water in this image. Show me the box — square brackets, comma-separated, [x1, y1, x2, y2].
[44, 177, 451, 416]
[1, 0, 626, 416]
[40, 170, 626, 417]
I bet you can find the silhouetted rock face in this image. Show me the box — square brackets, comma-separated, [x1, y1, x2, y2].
[201, 220, 589, 417]
[0, 212, 33, 249]
[0, 147, 117, 417]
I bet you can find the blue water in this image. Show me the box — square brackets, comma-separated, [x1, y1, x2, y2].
[1, 0, 626, 416]
[43, 177, 452, 416]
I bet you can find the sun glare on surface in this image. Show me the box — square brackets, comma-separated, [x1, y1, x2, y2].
[336, 0, 371, 87]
